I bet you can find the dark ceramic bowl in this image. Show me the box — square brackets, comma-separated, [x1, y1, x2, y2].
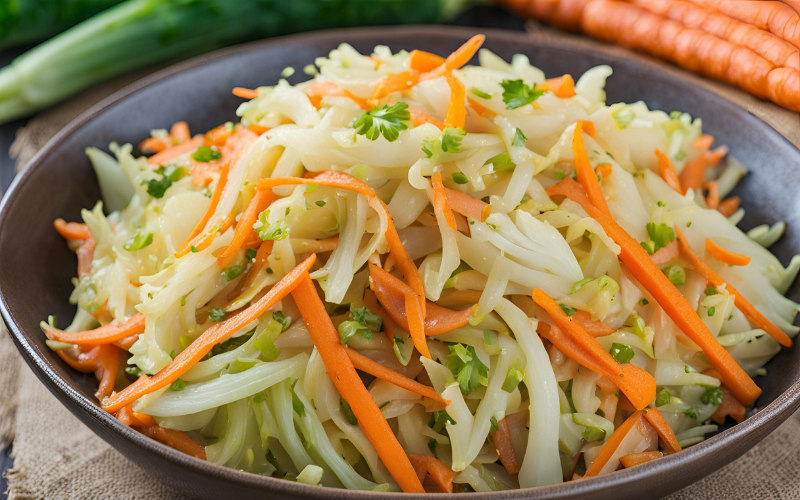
[1, 26, 799, 500]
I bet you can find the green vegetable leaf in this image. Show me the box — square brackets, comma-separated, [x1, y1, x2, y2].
[512, 127, 528, 147]
[452, 172, 469, 184]
[272, 311, 291, 331]
[353, 102, 410, 142]
[655, 388, 671, 407]
[123, 231, 153, 251]
[170, 378, 185, 391]
[315, 200, 326, 207]
[705, 285, 718, 296]
[666, 265, 686, 286]
[707, 306, 716, 317]
[429, 410, 457, 432]
[702, 387, 724, 406]
[646, 222, 675, 253]
[256, 210, 289, 241]
[191, 146, 222, 162]
[428, 439, 438, 457]
[684, 407, 700, 419]
[609, 343, 634, 364]
[337, 321, 371, 344]
[208, 306, 226, 322]
[246, 248, 258, 260]
[484, 151, 516, 172]
[228, 358, 258, 374]
[350, 304, 382, 330]
[422, 127, 466, 158]
[447, 344, 489, 395]
[502, 367, 525, 393]
[340, 398, 358, 425]
[221, 264, 244, 281]
[500, 79, 544, 109]
[559, 303, 576, 316]
[143, 165, 185, 198]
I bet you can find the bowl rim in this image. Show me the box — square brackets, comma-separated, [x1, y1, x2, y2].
[2, 24, 800, 499]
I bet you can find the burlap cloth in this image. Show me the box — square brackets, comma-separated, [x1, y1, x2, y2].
[2, 27, 800, 500]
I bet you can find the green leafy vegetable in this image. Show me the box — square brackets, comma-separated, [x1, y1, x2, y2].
[666, 265, 686, 286]
[609, 343, 634, 364]
[707, 306, 716, 317]
[582, 426, 606, 442]
[353, 102, 410, 142]
[170, 378, 185, 391]
[191, 146, 222, 162]
[705, 285, 718, 296]
[143, 165, 185, 198]
[643, 222, 675, 254]
[246, 248, 257, 260]
[256, 210, 289, 241]
[655, 388, 671, 407]
[447, 344, 489, 395]
[483, 151, 516, 172]
[452, 172, 469, 184]
[512, 127, 527, 147]
[422, 127, 466, 158]
[500, 79, 544, 109]
[684, 407, 700, 419]
[290, 379, 305, 416]
[559, 304, 576, 316]
[702, 387, 724, 406]
[470, 87, 492, 99]
[340, 398, 358, 425]
[208, 306, 226, 322]
[123, 231, 153, 251]
[221, 264, 244, 281]
[272, 311, 291, 331]
[429, 410, 457, 432]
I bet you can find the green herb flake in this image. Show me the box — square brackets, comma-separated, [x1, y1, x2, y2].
[452, 172, 469, 184]
[702, 387, 724, 406]
[470, 87, 492, 99]
[315, 200, 326, 207]
[655, 388, 671, 407]
[124, 365, 142, 377]
[272, 311, 291, 331]
[353, 102, 410, 142]
[429, 410, 457, 432]
[707, 306, 716, 317]
[340, 398, 358, 425]
[483, 151, 516, 172]
[641, 298, 649, 306]
[190, 245, 198, 253]
[684, 407, 700, 419]
[209, 306, 226, 322]
[609, 343, 634, 364]
[447, 344, 489, 395]
[221, 264, 244, 281]
[143, 165, 186, 198]
[191, 146, 222, 163]
[501, 367, 525, 393]
[705, 285, 718, 296]
[559, 303, 576, 316]
[428, 439, 438, 457]
[123, 231, 153, 251]
[666, 265, 686, 286]
[170, 378, 185, 391]
[246, 248, 258, 260]
[646, 222, 675, 253]
[582, 426, 607, 443]
[512, 127, 528, 147]
[500, 79, 544, 109]
[490, 416, 499, 434]
[256, 210, 289, 241]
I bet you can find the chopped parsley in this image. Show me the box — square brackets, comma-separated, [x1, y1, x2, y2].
[483, 151, 516, 172]
[290, 379, 305, 416]
[707, 306, 716, 317]
[353, 102, 410, 142]
[684, 407, 700, 419]
[429, 410, 457, 432]
[246, 248, 258, 260]
[609, 343, 634, 364]
[500, 79, 544, 109]
[221, 264, 244, 281]
[642, 222, 675, 255]
[143, 165, 186, 198]
[170, 378, 185, 391]
[191, 146, 222, 162]
[452, 172, 469, 184]
[447, 344, 489, 395]
[208, 306, 226, 322]
[272, 311, 291, 331]
[702, 387, 724, 406]
[315, 200, 326, 207]
[337, 304, 381, 344]
[512, 127, 528, 147]
[422, 127, 466, 158]
[559, 303, 576, 316]
[256, 210, 289, 241]
[470, 87, 492, 99]
[655, 388, 671, 407]
[705, 285, 718, 296]
[666, 265, 686, 286]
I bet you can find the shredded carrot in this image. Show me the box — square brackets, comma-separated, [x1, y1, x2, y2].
[678, 155, 710, 193]
[539, 74, 576, 97]
[403, 289, 432, 359]
[705, 238, 751, 266]
[407, 50, 445, 72]
[369, 265, 472, 337]
[48, 313, 145, 346]
[573, 120, 611, 216]
[54, 218, 90, 240]
[170, 121, 190, 143]
[650, 240, 679, 265]
[247, 123, 270, 134]
[256, 171, 426, 316]
[204, 123, 234, 148]
[408, 107, 445, 129]
[431, 173, 457, 230]
[705, 181, 720, 209]
[573, 310, 616, 337]
[146, 136, 203, 166]
[443, 73, 466, 129]
[178, 162, 230, 256]
[491, 417, 521, 475]
[443, 187, 491, 221]
[532, 290, 656, 410]
[232, 87, 259, 99]
[139, 136, 170, 154]
[113, 335, 139, 351]
[703, 369, 747, 424]
[345, 349, 448, 405]
[676, 228, 791, 348]
[371, 71, 420, 100]
[717, 197, 741, 217]
[407, 455, 457, 493]
[176, 213, 233, 259]
[419, 34, 486, 82]
[218, 189, 275, 258]
[584, 410, 644, 477]
[547, 178, 762, 405]
[138, 426, 207, 460]
[102, 255, 317, 414]
[642, 407, 681, 452]
[619, 451, 663, 468]
[304, 80, 371, 110]
[694, 134, 714, 151]
[191, 127, 257, 187]
[596, 163, 613, 180]
[76, 236, 96, 278]
[49, 343, 120, 400]
[291, 273, 424, 493]
[655, 149, 683, 193]
[467, 96, 495, 118]
[598, 390, 619, 422]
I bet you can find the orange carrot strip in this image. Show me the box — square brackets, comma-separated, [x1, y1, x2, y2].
[54, 218, 91, 240]
[256, 172, 426, 316]
[443, 73, 466, 129]
[443, 187, 491, 222]
[50, 343, 120, 400]
[176, 213, 233, 259]
[643, 407, 681, 452]
[703, 369, 747, 424]
[598, 390, 619, 423]
[619, 451, 663, 468]
[676, 228, 791, 348]
[304, 80, 371, 110]
[407, 50, 445, 72]
[363, 289, 398, 339]
[705, 181, 720, 209]
[419, 34, 486, 82]
[408, 107, 445, 129]
[573, 120, 611, 216]
[49, 313, 146, 346]
[169, 121, 191, 143]
[539, 74, 576, 97]
[371, 71, 420, 100]
[345, 349, 448, 405]
[705, 238, 751, 266]
[547, 178, 762, 404]
[369, 265, 472, 337]
[243, 239, 274, 289]
[102, 254, 317, 414]
[138, 426, 207, 460]
[407, 455, 458, 494]
[584, 410, 644, 477]
[596, 163, 613, 180]
[432, 172, 457, 230]
[218, 189, 275, 258]
[532, 289, 656, 410]
[491, 417, 521, 475]
[139, 136, 170, 153]
[291, 273, 424, 493]
[404, 289, 432, 359]
[116, 403, 156, 427]
[177, 162, 230, 256]
[694, 134, 714, 151]
[573, 310, 616, 337]
[655, 149, 683, 193]
[204, 123, 233, 148]
[467, 96, 495, 118]
[248, 123, 270, 134]
[678, 155, 709, 193]
[113, 335, 139, 351]
[76, 236, 96, 278]
[147, 136, 203, 166]
[717, 197, 741, 217]
[650, 240, 680, 265]
[232, 87, 259, 99]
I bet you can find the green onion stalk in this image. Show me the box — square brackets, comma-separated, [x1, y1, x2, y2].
[0, 0, 479, 124]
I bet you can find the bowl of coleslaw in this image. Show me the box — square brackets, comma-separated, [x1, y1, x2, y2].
[1, 25, 799, 500]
